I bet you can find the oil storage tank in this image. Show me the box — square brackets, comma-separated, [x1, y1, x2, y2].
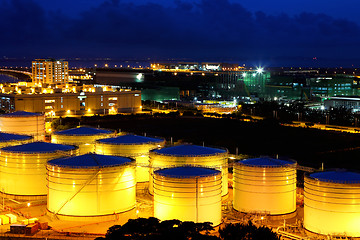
[52, 127, 114, 154]
[149, 144, 228, 196]
[233, 157, 297, 215]
[47, 153, 136, 218]
[95, 134, 165, 182]
[0, 111, 45, 141]
[0, 142, 77, 198]
[304, 170, 360, 237]
[154, 166, 222, 225]
[0, 132, 32, 148]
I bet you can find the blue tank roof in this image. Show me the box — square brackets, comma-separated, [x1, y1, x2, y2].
[48, 153, 132, 168]
[1, 111, 42, 117]
[0, 132, 32, 142]
[54, 127, 113, 136]
[1, 142, 76, 153]
[97, 134, 163, 145]
[155, 166, 220, 178]
[238, 157, 296, 167]
[153, 144, 227, 156]
[309, 170, 360, 184]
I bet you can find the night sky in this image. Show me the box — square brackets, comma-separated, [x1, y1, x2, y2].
[2, 0, 360, 66]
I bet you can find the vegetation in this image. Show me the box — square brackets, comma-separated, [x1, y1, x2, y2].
[219, 221, 279, 240]
[95, 218, 278, 240]
[51, 117, 80, 131]
[97, 218, 216, 240]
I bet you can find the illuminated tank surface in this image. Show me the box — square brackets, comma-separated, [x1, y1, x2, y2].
[304, 170, 360, 237]
[0, 111, 45, 141]
[96, 134, 165, 182]
[149, 144, 228, 196]
[47, 153, 136, 217]
[233, 157, 297, 215]
[0, 142, 77, 196]
[52, 127, 114, 154]
[154, 166, 222, 225]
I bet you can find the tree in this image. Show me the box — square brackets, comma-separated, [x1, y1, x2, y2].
[219, 221, 279, 240]
[104, 218, 217, 240]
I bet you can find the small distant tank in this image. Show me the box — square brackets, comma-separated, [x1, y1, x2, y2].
[52, 126, 114, 154]
[95, 134, 165, 182]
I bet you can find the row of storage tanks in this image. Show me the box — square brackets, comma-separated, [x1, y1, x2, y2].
[0, 112, 360, 237]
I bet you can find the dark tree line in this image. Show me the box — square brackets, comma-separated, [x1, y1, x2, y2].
[95, 218, 279, 240]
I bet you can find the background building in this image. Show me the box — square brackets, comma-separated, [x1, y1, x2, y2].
[0, 90, 141, 116]
[32, 59, 69, 84]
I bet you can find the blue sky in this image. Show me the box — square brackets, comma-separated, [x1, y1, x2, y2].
[2, 0, 360, 66]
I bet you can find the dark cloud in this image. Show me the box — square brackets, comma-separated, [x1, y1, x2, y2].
[1, 0, 360, 65]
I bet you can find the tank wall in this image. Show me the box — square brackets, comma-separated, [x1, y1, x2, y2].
[0, 150, 74, 196]
[149, 153, 228, 196]
[304, 176, 360, 237]
[154, 174, 222, 225]
[233, 164, 296, 215]
[0, 116, 45, 141]
[52, 134, 113, 155]
[47, 165, 136, 216]
[95, 141, 165, 182]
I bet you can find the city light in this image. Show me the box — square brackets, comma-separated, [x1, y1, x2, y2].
[256, 67, 264, 74]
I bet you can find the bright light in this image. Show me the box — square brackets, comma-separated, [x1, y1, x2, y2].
[67, 110, 70, 114]
[27, 203, 31, 207]
[242, 73, 247, 77]
[256, 68, 264, 74]
[88, 109, 91, 112]
[136, 73, 143, 80]
[321, 106, 325, 110]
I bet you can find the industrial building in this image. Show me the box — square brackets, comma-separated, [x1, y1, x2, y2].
[153, 167, 222, 225]
[0, 142, 77, 199]
[46, 153, 136, 219]
[52, 126, 115, 154]
[233, 157, 297, 215]
[0, 89, 142, 116]
[95, 134, 165, 182]
[32, 59, 69, 84]
[0, 111, 45, 141]
[304, 170, 360, 237]
[149, 144, 228, 196]
[323, 96, 360, 112]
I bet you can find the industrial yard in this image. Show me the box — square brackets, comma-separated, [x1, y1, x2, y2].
[0, 111, 357, 239]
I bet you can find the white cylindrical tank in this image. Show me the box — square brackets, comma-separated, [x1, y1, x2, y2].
[149, 144, 228, 196]
[47, 153, 136, 217]
[154, 166, 222, 225]
[304, 170, 360, 237]
[0, 111, 45, 141]
[95, 134, 165, 182]
[0, 132, 32, 148]
[0, 142, 77, 197]
[52, 126, 114, 154]
[233, 157, 297, 215]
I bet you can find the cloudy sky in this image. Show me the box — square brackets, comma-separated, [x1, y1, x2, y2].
[1, 0, 360, 66]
